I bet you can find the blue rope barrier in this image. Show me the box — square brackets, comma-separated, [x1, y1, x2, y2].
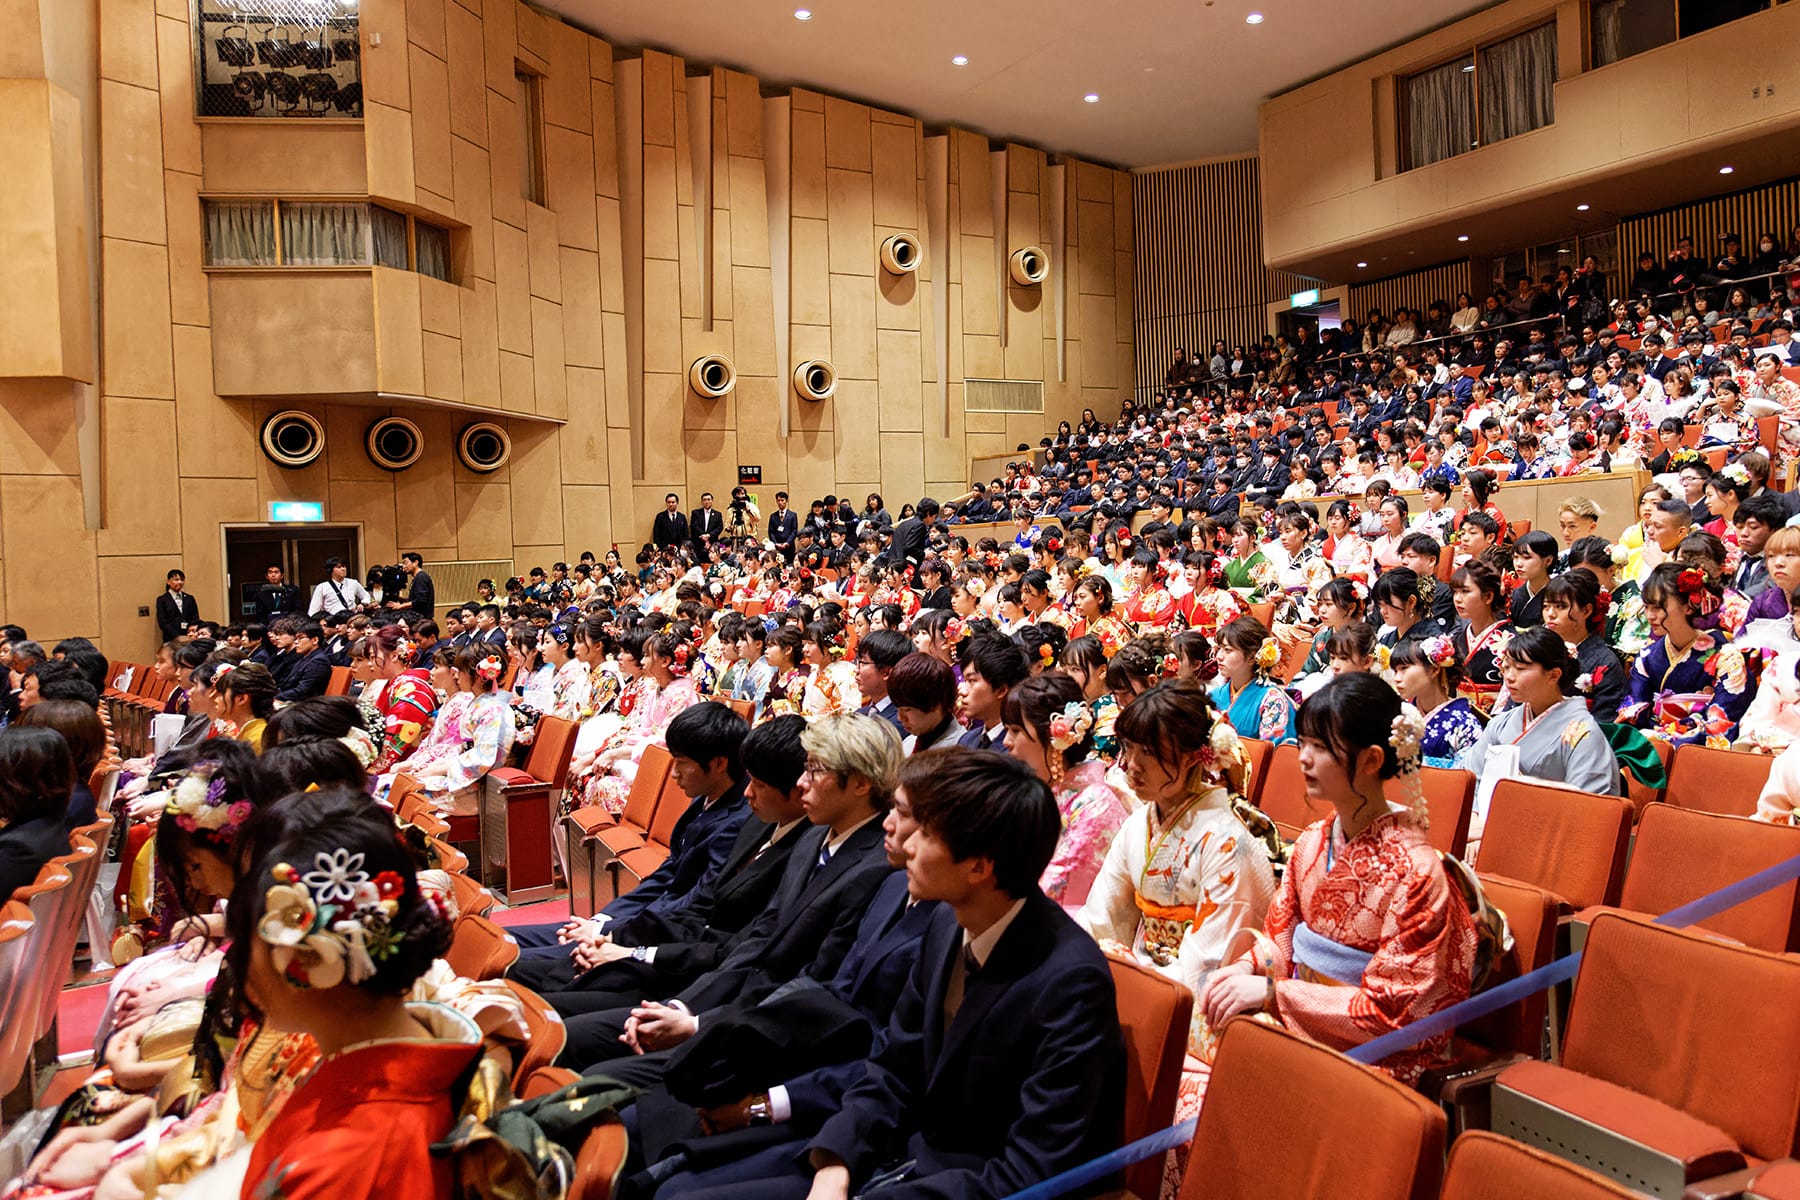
[1005, 848, 1800, 1200]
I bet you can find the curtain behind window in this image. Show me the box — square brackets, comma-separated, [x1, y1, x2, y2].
[415, 222, 451, 282]
[1590, 0, 1625, 67]
[1402, 55, 1475, 170]
[280, 202, 371, 266]
[372, 206, 410, 269]
[203, 200, 277, 266]
[1479, 24, 1557, 143]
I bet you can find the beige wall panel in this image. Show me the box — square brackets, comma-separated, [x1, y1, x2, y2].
[924, 395, 965, 483]
[454, 479, 513, 558]
[682, 371, 733, 433]
[209, 275, 376, 396]
[639, 371, 686, 482]
[873, 241, 919, 330]
[789, 377, 831, 436]
[870, 123, 917, 230]
[1113, 173, 1132, 251]
[419, 277, 462, 336]
[326, 478, 400, 567]
[2, 475, 99, 638]
[1076, 200, 1112, 296]
[964, 431, 1009, 463]
[406, 0, 447, 58]
[529, 297, 566, 417]
[458, 276, 501, 405]
[480, 0, 516, 95]
[876, 329, 922, 432]
[823, 96, 871, 173]
[102, 238, 175, 398]
[731, 375, 785, 479]
[790, 88, 822, 114]
[591, 80, 619, 199]
[450, 137, 495, 281]
[785, 429, 835, 509]
[178, 476, 258, 611]
[825, 168, 874, 276]
[561, 364, 608, 482]
[791, 108, 827, 221]
[964, 407, 1004, 435]
[544, 19, 591, 133]
[498, 348, 533, 412]
[513, 0, 550, 68]
[364, 103, 417, 203]
[508, 424, 565, 545]
[525, 203, 562, 301]
[600, 311, 628, 425]
[1003, 294, 1044, 378]
[959, 235, 997, 336]
[154, 15, 200, 176]
[963, 332, 1002, 382]
[325, 407, 387, 482]
[1005, 186, 1040, 252]
[485, 88, 525, 231]
[0, 381, 81, 475]
[640, 50, 675, 147]
[827, 275, 876, 380]
[392, 408, 456, 547]
[1080, 293, 1117, 389]
[445, 3, 488, 143]
[1007, 143, 1040, 196]
[683, 429, 736, 501]
[493, 220, 531, 352]
[790, 218, 831, 327]
[172, 326, 254, 479]
[373, 267, 427, 394]
[955, 131, 990, 235]
[546, 125, 598, 251]
[595, 194, 624, 310]
[723, 70, 760, 158]
[97, 397, 179, 556]
[877, 433, 924, 505]
[98, 555, 175, 657]
[831, 378, 879, 480]
[642, 144, 680, 261]
[422, 330, 464, 402]
[100, 0, 158, 87]
[674, 206, 703, 320]
[561, 484, 613, 557]
[1076, 160, 1111, 203]
[641, 258, 682, 373]
[725, 154, 769, 269]
[162, 171, 207, 327]
[408, 47, 456, 202]
[730, 265, 775, 375]
[559, 247, 604, 367]
[361, 0, 413, 107]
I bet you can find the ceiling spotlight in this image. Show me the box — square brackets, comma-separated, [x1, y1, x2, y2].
[951, 54, 968, 66]
[1356, 261, 1368, 269]
[1719, 165, 1735, 174]
[1457, 235, 1469, 242]
[1084, 93, 1100, 103]
[1576, 203, 1590, 211]
[1245, 11, 1264, 23]
[793, 7, 811, 18]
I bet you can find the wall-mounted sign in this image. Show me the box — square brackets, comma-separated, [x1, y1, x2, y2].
[269, 501, 325, 522]
[1288, 288, 1322, 308]
[738, 465, 762, 485]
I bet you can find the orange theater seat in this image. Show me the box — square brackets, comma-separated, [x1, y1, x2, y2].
[1441, 1130, 1640, 1199]
[1106, 953, 1194, 1200]
[445, 913, 520, 981]
[1253, 742, 1321, 843]
[1665, 742, 1771, 819]
[1237, 737, 1274, 810]
[1473, 780, 1631, 910]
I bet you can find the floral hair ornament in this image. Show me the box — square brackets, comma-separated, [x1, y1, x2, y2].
[1389, 703, 1430, 828]
[1047, 701, 1095, 753]
[1674, 567, 1720, 617]
[1720, 461, 1753, 488]
[1039, 643, 1057, 667]
[1419, 635, 1457, 670]
[475, 654, 504, 682]
[160, 762, 254, 837]
[943, 616, 969, 645]
[1254, 637, 1281, 675]
[339, 727, 378, 769]
[258, 850, 428, 989]
[391, 637, 419, 666]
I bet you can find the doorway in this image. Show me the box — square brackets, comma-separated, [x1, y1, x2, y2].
[222, 525, 362, 620]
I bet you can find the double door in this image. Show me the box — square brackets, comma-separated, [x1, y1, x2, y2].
[222, 525, 360, 619]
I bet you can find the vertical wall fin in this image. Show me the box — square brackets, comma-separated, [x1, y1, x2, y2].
[990, 147, 1008, 349]
[616, 57, 646, 477]
[925, 133, 950, 437]
[763, 94, 793, 440]
[686, 71, 714, 331]
[1049, 161, 1067, 384]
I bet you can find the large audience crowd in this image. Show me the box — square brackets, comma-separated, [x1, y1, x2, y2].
[3, 235, 1800, 1199]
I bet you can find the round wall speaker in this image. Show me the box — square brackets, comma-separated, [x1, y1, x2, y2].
[365, 416, 424, 470]
[879, 232, 921, 275]
[260, 410, 325, 469]
[1009, 245, 1050, 286]
[688, 354, 737, 399]
[456, 421, 511, 473]
[793, 359, 837, 403]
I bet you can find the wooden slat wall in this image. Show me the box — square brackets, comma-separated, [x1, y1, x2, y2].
[1347, 261, 1473, 327]
[1616, 177, 1800, 290]
[1132, 156, 1310, 399]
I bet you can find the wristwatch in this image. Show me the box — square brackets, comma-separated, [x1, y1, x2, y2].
[631, 945, 651, 962]
[747, 1093, 773, 1126]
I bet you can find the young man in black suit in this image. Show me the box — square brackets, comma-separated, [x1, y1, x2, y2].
[885, 497, 938, 569]
[274, 619, 334, 701]
[653, 494, 691, 551]
[766, 492, 799, 559]
[852, 630, 911, 731]
[155, 569, 201, 642]
[690, 492, 725, 556]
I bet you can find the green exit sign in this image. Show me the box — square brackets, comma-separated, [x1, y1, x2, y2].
[269, 501, 325, 522]
[1289, 288, 1321, 307]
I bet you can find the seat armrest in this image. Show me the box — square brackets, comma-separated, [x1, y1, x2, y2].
[488, 767, 541, 790]
[1684, 1164, 1764, 1200]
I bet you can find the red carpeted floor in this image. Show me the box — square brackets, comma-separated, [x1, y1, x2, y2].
[489, 897, 570, 929]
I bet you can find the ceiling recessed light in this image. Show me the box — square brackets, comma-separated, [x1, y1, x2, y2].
[1245, 11, 1264, 23]
[1719, 165, 1735, 174]
[1356, 261, 1368, 269]
[793, 7, 811, 18]
[1576, 203, 1590, 211]
[951, 54, 968, 66]
[1457, 235, 1469, 242]
[1083, 93, 1100, 103]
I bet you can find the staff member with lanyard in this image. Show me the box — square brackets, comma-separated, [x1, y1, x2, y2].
[307, 556, 372, 617]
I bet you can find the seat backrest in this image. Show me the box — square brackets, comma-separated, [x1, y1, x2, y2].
[1618, 804, 1800, 952]
[621, 743, 673, 829]
[526, 715, 579, 789]
[449, 870, 495, 918]
[1182, 1019, 1446, 1200]
[1107, 952, 1194, 1200]
[444, 913, 520, 981]
[1416, 766, 1475, 858]
[647, 772, 692, 847]
[502, 979, 568, 1087]
[92, 767, 121, 816]
[325, 665, 352, 696]
[1665, 743, 1771, 819]
[1623, 735, 1672, 820]
[1256, 742, 1321, 839]
[1475, 780, 1631, 909]
[1238, 737, 1273, 808]
[725, 698, 754, 721]
[8, 864, 72, 1066]
[1462, 873, 1559, 1057]
[518, 1065, 579, 1100]
[0, 900, 37, 1098]
[1568, 913, 1800, 1162]
[430, 837, 469, 874]
[1441, 1130, 1640, 1199]
[35, 828, 104, 1034]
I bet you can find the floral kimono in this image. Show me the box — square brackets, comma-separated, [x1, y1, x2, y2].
[1326, 533, 1375, 586]
[1041, 760, 1131, 908]
[578, 675, 701, 812]
[1605, 580, 1650, 662]
[1210, 679, 1297, 744]
[762, 667, 813, 721]
[1070, 613, 1136, 659]
[1420, 697, 1485, 769]
[422, 690, 517, 798]
[802, 659, 863, 718]
[1223, 551, 1276, 601]
[1618, 630, 1757, 747]
[1122, 584, 1178, 630]
[547, 658, 593, 721]
[1453, 620, 1511, 717]
[1172, 587, 1245, 640]
[371, 668, 439, 774]
[1275, 546, 1333, 623]
[376, 691, 469, 799]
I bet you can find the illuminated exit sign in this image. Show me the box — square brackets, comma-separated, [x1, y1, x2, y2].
[1289, 288, 1321, 307]
[269, 501, 325, 522]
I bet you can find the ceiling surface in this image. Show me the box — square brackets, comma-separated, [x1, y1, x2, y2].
[537, 0, 1504, 168]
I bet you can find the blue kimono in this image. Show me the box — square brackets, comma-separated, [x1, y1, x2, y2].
[1211, 679, 1298, 744]
[1420, 697, 1485, 769]
[1617, 630, 1756, 747]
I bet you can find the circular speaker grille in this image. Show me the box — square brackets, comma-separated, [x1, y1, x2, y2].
[688, 354, 737, 399]
[457, 421, 511, 473]
[260, 410, 325, 469]
[365, 416, 424, 470]
[1009, 245, 1049, 285]
[793, 359, 837, 403]
[880, 233, 921, 275]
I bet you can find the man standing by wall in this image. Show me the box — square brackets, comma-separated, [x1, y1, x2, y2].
[768, 491, 799, 560]
[391, 552, 435, 619]
[690, 492, 723, 557]
[307, 556, 371, 618]
[155, 569, 200, 642]
[653, 494, 689, 551]
[252, 564, 301, 624]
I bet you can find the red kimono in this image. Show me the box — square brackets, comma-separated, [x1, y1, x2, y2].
[1121, 585, 1177, 630]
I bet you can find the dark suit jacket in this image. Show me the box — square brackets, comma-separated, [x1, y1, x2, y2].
[690, 507, 724, 553]
[155, 591, 199, 642]
[653, 510, 690, 550]
[768, 509, 799, 548]
[405, 569, 436, 617]
[252, 582, 301, 623]
[677, 819, 893, 1015]
[956, 724, 1004, 754]
[859, 698, 904, 732]
[887, 518, 929, 568]
[810, 894, 1126, 1200]
[0, 815, 72, 900]
[602, 779, 749, 930]
[275, 648, 334, 702]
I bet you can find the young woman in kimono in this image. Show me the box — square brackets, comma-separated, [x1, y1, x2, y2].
[374, 647, 466, 800]
[360, 626, 439, 775]
[1449, 560, 1512, 717]
[1543, 569, 1628, 723]
[1120, 550, 1179, 630]
[1002, 673, 1130, 908]
[797, 619, 862, 718]
[1296, 577, 1368, 680]
[758, 625, 814, 720]
[232, 798, 480, 1200]
[405, 646, 517, 816]
[1062, 635, 1121, 759]
[1077, 681, 1277, 1199]
[1272, 512, 1334, 624]
[1390, 636, 1484, 769]
[1221, 520, 1278, 602]
[1617, 562, 1757, 748]
[1170, 553, 1246, 640]
[575, 623, 704, 813]
[541, 624, 593, 722]
[1209, 616, 1298, 743]
[1067, 575, 1136, 659]
[1323, 499, 1376, 587]
[1199, 671, 1478, 1096]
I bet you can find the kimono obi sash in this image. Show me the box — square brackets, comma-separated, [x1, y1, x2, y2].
[1457, 680, 1502, 717]
[1133, 894, 1196, 968]
[1292, 921, 1374, 987]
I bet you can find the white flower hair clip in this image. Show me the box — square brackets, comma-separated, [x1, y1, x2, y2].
[1047, 701, 1095, 752]
[258, 850, 422, 990]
